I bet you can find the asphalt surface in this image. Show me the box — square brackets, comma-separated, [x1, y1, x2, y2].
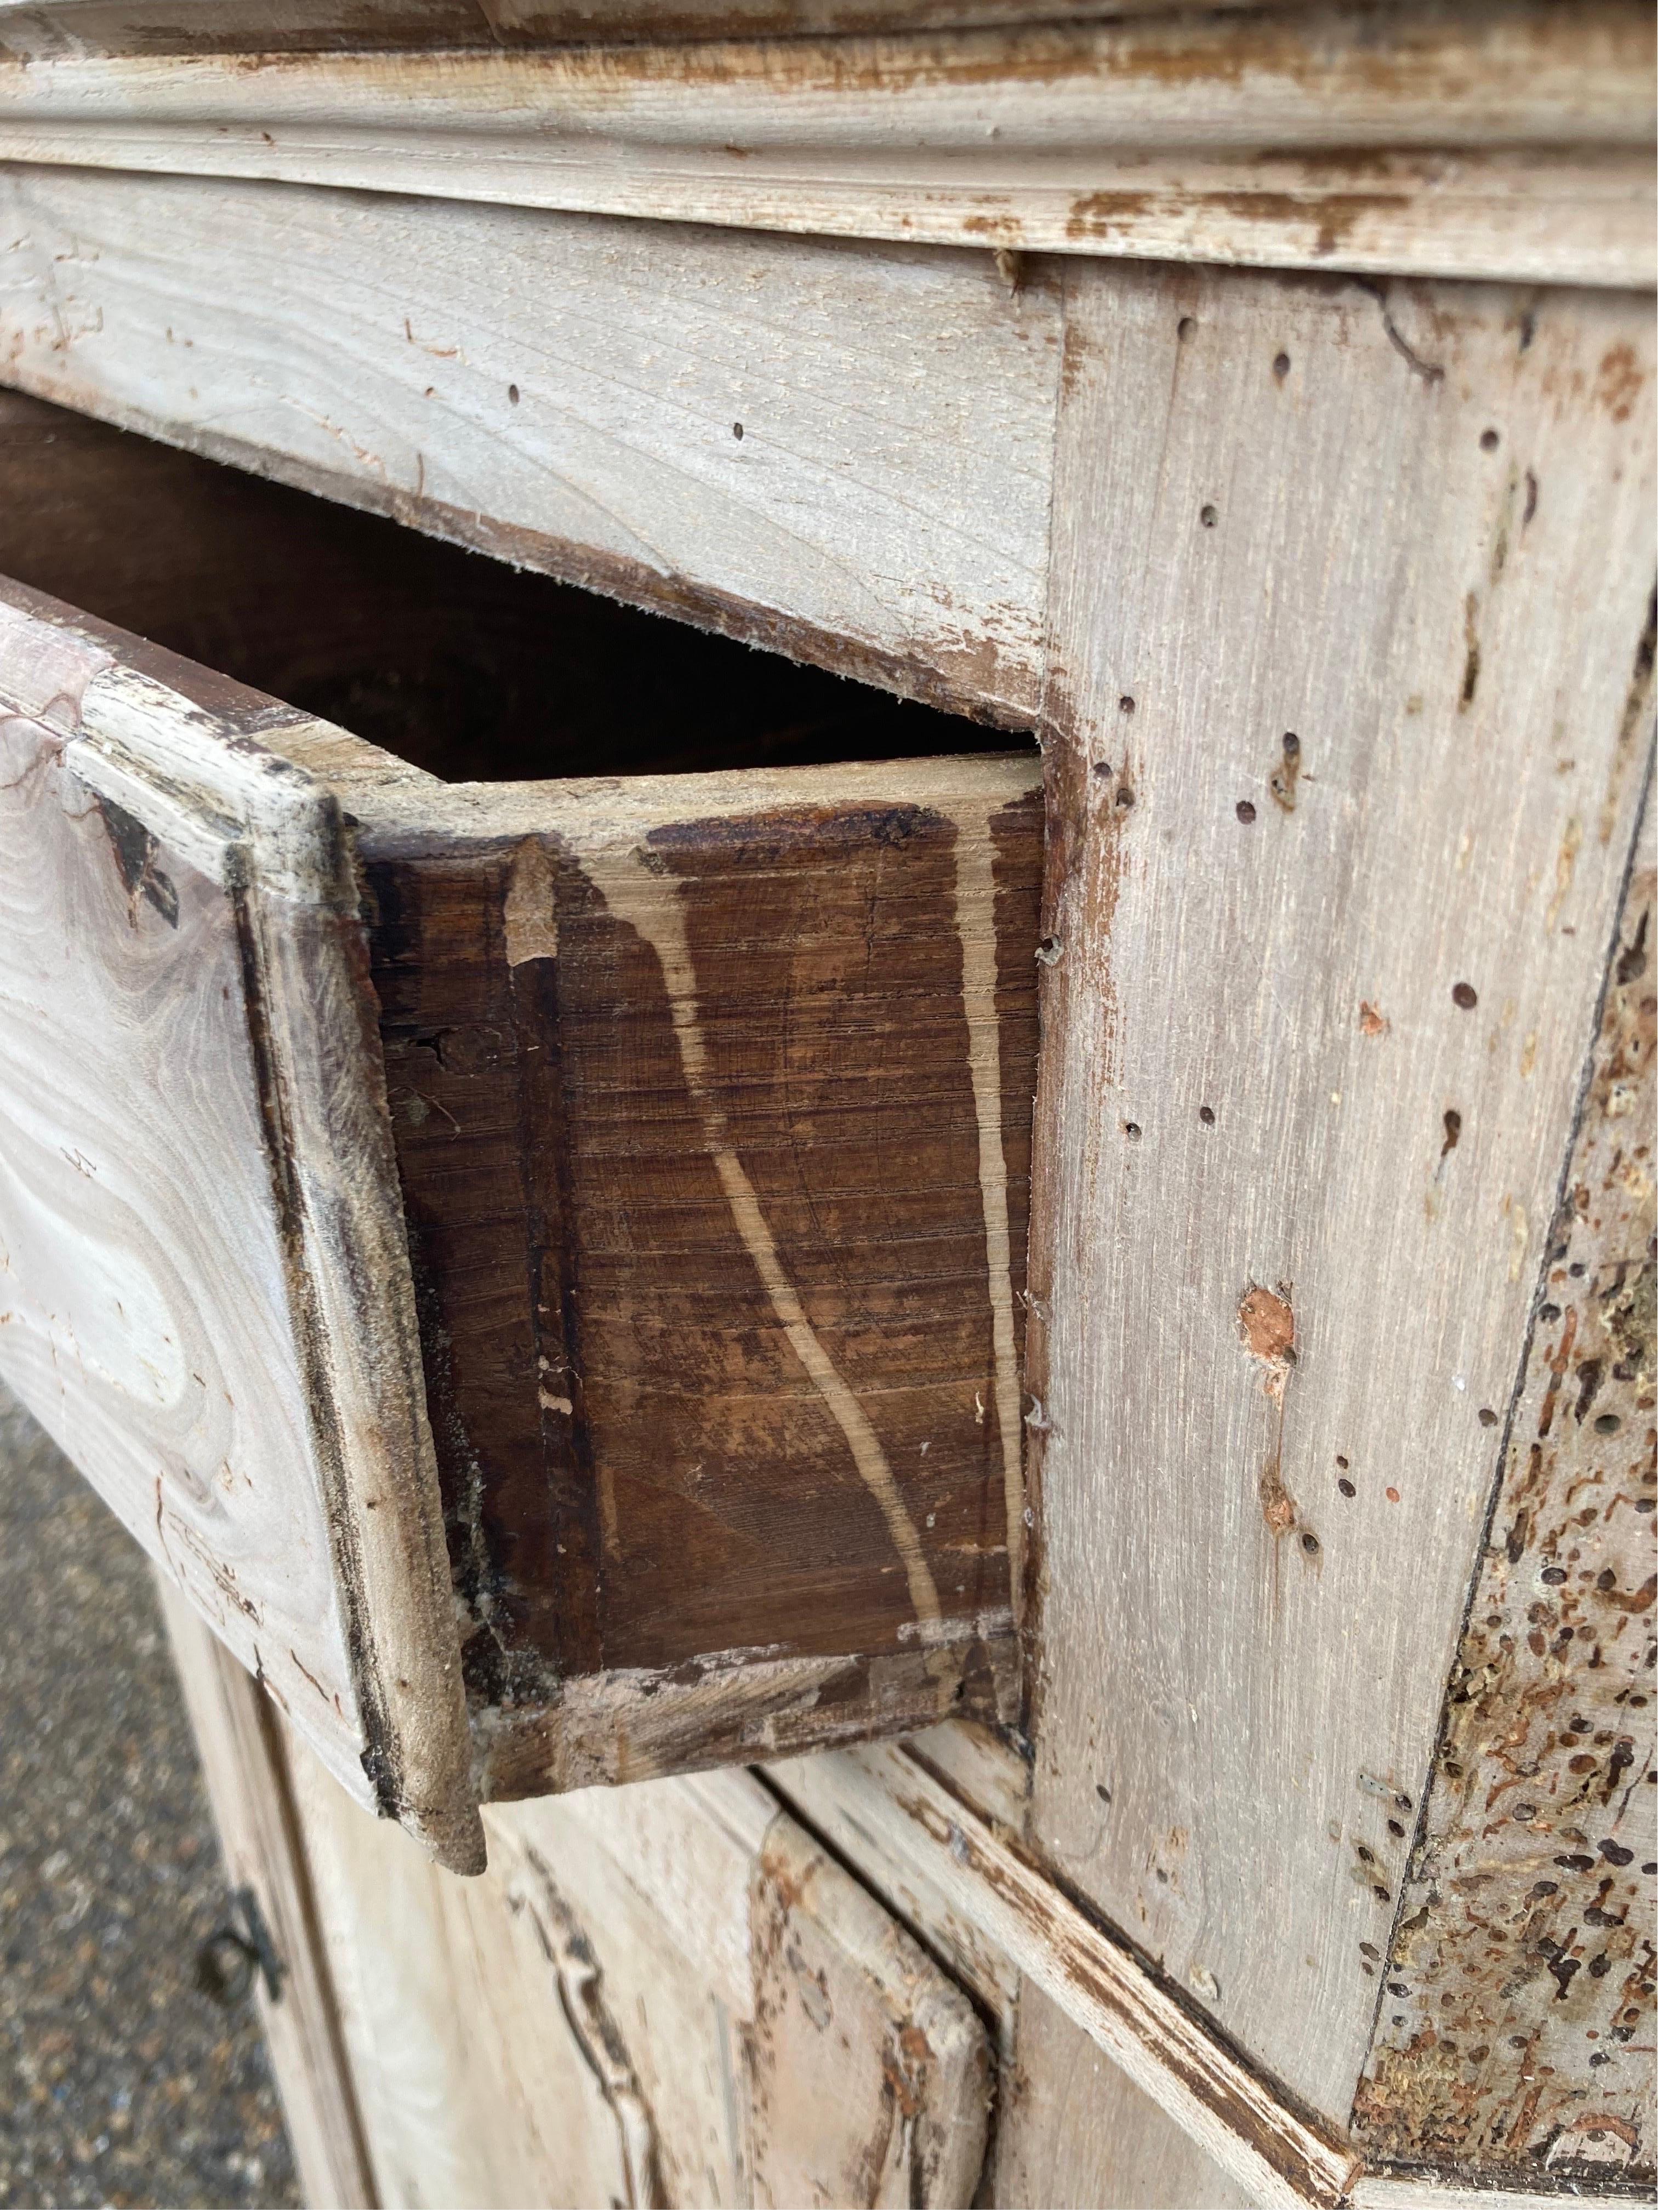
[0, 1382, 300, 2209]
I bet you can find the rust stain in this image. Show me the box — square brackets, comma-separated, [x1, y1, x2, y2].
[1239, 1284, 1301, 1542]
[1594, 342, 1646, 426]
[1352, 856, 1657, 2186]
[1239, 1282, 1296, 1381]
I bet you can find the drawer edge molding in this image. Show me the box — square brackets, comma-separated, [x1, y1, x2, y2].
[0, 597, 482, 1873]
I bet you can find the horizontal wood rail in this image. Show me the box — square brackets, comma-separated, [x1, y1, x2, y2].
[0, 2, 1650, 285]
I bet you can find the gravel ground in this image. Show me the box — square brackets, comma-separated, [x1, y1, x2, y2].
[0, 1383, 300, 2210]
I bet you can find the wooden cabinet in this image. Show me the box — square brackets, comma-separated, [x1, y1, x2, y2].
[0, 3, 1651, 2205]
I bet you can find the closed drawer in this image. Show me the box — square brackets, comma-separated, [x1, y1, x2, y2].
[0, 392, 1039, 1869]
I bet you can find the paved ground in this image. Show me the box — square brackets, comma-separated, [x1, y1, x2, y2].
[0, 1383, 299, 2210]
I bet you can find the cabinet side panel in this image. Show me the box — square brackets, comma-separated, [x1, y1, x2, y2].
[1025, 263, 1655, 2123]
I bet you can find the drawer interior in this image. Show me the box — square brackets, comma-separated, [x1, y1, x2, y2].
[1, 386, 1041, 1798]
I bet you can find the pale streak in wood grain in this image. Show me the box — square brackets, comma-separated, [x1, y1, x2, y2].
[584, 840, 945, 1637]
[950, 794, 1028, 1611]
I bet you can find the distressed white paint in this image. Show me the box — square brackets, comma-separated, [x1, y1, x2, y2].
[0, 6, 1648, 284]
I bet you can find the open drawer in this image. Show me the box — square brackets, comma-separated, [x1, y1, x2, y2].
[0, 392, 1040, 1871]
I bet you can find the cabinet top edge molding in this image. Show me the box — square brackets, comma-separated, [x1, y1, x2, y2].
[0, 0, 1560, 56]
[0, 0, 1649, 287]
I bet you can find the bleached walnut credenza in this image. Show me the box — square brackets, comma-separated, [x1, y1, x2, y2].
[0, 3, 1650, 2205]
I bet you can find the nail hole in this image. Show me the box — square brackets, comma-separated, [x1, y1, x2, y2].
[1236, 800, 1257, 823]
[1480, 428, 1500, 451]
[1301, 1531, 1320, 1555]
[1451, 981, 1479, 1010]
[1335, 1455, 1349, 1469]
[1124, 1121, 1142, 1140]
[1442, 1108, 1462, 1156]
[1282, 731, 1301, 758]
[1177, 316, 1195, 339]
[1118, 694, 1136, 714]
[1200, 504, 1218, 528]
[1337, 1478, 1355, 1497]
[1594, 1413, 1622, 1434]
[1092, 759, 1113, 778]
[1273, 351, 1291, 379]
[507, 383, 520, 404]
[1198, 1105, 1216, 1126]
[732, 421, 744, 440]
[1115, 785, 1135, 809]
[1478, 1407, 1498, 1427]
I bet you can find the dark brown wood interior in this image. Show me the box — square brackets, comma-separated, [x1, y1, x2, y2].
[0, 387, 1019, 779]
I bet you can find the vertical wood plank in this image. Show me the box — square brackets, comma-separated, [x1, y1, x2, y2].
[1353, 785, 1656, 2189]
[1025, 260, 1655, 2124]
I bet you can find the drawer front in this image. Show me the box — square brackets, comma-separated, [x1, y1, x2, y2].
[0, 583, 479, 1869]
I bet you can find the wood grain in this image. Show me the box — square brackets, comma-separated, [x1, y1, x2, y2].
[157, 1577, 377, 2211]
[0, 4, 1648, 286]
[353, 753, 1041, 1792]
[1353, 789, 1656, 2190]
[0, 164, 1063, 727]
[1024, 261, 1656, 2129]
[0, 0, 1468, 59]
[0, 580, 479, 1868]
[284, 1733, 993, 2207]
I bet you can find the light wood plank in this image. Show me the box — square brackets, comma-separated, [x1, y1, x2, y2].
[285, 1737, 993, 2207]
[157, 1577, 377, 2211]
[1023, 261, 1655, 2129]
[0, 164, 1061, 726]
[1353, 787, 1656, 2187]
[0, 588, 479, 1869]
[0, 5, 1648, 286]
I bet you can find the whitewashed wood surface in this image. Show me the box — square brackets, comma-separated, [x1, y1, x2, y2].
[1023, 259, 1656, 2129]
[287, 1741, 993, 2208]
[0, 4, 1649, 285]
[0, 593, 478, 1868]
[0, 164, 1062, 725]
[157, 1579, 377, 2210]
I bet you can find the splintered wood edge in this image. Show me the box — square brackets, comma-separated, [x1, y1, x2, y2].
[0, 4, 1649, 287]
[69, 662, 483, 1874]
